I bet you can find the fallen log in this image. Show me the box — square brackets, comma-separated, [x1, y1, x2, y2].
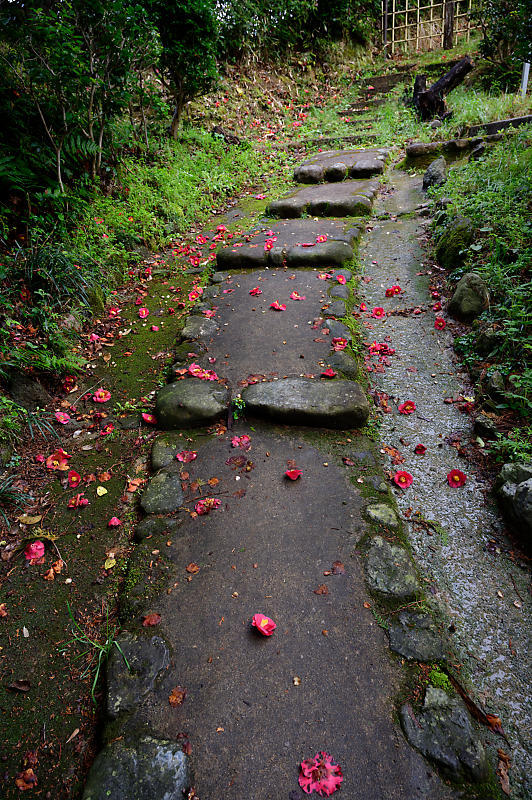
[413, 55, 474, 120]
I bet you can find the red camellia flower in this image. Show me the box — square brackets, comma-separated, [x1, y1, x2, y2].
[371, 306, 386, 319]
[108, 306, 120, 318]
[150, 325, 160, 331]
[321, 368, 337, 378]
[249, 287, 262, 296]
[336, 275, 346, 285]
[270, 301, 286, 311]
[316, 234, 327, 243]
[141, 412, 157, 425]
[176, 450, 197, 463]
[138, 307, 149, 318]
[251, 613, 276, 636]
[385, 288, 395, 297]
[25, 540, 45, 561]
[414, 444, 427, 455]
[54, 412, 71, 424]
[285, 469, 302, 480]
[195, 497, 221, 515]
[231, 435, 251, 450]
[62, 375, 77, 393]
[447, 469, 467, 487]
[393, 471, 413, 489]
[299, 751, 343, 796]
[68, 470, 81, 488]
[392, 285, 402, 294]
[331, 337, 348, 351]
[93, 389, 111, 403]
[290, 291, 305, 301]
[359, 302, 367, 312]
[434, 317, 446, 330]
[108, 517, 122, 527]
[433, 302, 442, 312]
[398, 400, 416, 414]
[100, 423, 115, 436]
[68, 493, 89, 508]
[46, 448, 72, 471]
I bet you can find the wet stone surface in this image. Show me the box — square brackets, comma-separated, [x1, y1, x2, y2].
[365, 536, 421, 599]
[389, 611, 447, 662]
[400, 687, 489, 783]
[293, 147, 388, 183]
[82, 735, 190, 800]
[155, 380, 230, 429]
[365, 502, 399, 529]
[140, 470, 185, 514]
[106, 632, 170, 719]
[242, 377, 370, 429]
[267, 179, 378, 218]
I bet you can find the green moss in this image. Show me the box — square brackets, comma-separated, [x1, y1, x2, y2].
[429, 666, 453, 693]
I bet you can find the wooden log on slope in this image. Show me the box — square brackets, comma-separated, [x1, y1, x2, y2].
[413, 55, 474, 120]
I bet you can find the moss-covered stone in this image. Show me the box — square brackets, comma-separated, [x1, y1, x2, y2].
[434, 216, 474, 269]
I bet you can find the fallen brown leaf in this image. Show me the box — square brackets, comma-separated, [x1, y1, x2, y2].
[314, 584, 329, 595]
[15, 769, 37, 790]
[497, 749, 511, 796]
[332, 561, 345, 574]
[8, 679, 31, 693]
[169, 686, 187, 707]
[186, 563, 200, 574]
[142, 613, 162, 627]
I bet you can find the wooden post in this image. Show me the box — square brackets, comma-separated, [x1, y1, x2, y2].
[443, 0, 454, 49]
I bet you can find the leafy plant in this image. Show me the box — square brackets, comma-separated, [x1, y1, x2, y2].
[62, 602, 130, 704]
[0, 473, 33, 526]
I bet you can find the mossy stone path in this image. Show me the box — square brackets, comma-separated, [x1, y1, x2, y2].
[82, 148, 499, 800]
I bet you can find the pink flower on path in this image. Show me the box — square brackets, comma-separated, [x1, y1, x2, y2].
[249, 287, 262, 296]
[393, 471, 413, 489]
[331, 338, 348, 351]
[414, 444, 427, 455]
[336, 275, 346, 285]
[68, 470, 82, 488]
[321, 368, 337, 378]
[231, 435, 251, 451]
[447, 469, 467, 487]
[176, 450, 197, 463]
[299, 751, 343, 796]
[202, 309, 216, 318]
[54, 412, 71, 425]
[195, 497, 221, 515]
[398, 400, 416, 415]
[316, 234, 327, 243]
[108, 517, 122, 527]
[25, 540, 45, 561]
[138, 307, 149, 319]
[434, 317, 446, 330]
[141, 412, 157, 425]
[93, 389, 111, 403]
[285, 469, 302, 480]
[359, 303, 367, 312]
[251, 613, 276, 636]
[68, 493, 89, 508]
[371, 307, 386, 319]
[290, 291, 305, 301]
[270, 301, 286, 311]
[108, 306, 120, 318]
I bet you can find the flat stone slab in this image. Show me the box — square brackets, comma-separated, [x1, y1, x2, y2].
[366, 536, 420, 599]
[294, 148, 388, 183]
[241, 377, 369, 428]
[323, 299, 347, 318]
[216, 219, 360, 270]
[140, 470, 184, 514]
[155, 380, 230, 429]
[106, 632, 170, 719]
[179, 316, 219, 343]
[365, 503, 399, 529]
[82, 735, 190, 800]
[267, 180, 378, 219]
[389, 611, 446, 662]
[400, 687, 489, 782]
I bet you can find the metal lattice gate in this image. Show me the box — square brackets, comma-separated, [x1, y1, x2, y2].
[382, 0, 477, 53]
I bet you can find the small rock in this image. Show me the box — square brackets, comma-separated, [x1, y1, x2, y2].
[484, 370, 505, 402]
[106, 632, 170, 719]
[474, 325, 499, 356]
[151, 437, 181, 471]
[327, 320, 351, 341]
[365, 503, 399, 529]
[201, 285, 221, 300]
[210, 272, 229, 283]
[155, 381, 230, 429]
[435, 216, 474, 269]
[329, 284, 350, 300]
[179, 316, 218, 343]
[140, 471, 184, 514]
[326, 351, 358, 380]
[448, 272, 489, 321]
[514, 478, 532, 538]
[134, 517, 183, 543]
[400, 687, 489, 782]
[389, 611, 446, 662]
[242, 377, 369, 429]
[324, 300, 346, 319]
[366, 536, 420, 599]
[82, 735, 190, 800]
[469, 143, 485, 161]
[496, 462, 532, 541]
[429, 119, 442, 129]
[473, 413, 498, 440]
[324, 161, 347, 182]
[8, 375, 52, 411]
[423, 157, 447, 191]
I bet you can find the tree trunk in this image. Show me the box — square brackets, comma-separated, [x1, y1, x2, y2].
[443, 0, 454, 50]
[413, 55, 474, 120]
[170, 101, 183, 139]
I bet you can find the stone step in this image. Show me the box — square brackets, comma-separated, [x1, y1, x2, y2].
[216, 219, 361, 270]
[241, 376, 370, 429]
[267, 179, 378, 219]
[294, 147, 388, 184]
